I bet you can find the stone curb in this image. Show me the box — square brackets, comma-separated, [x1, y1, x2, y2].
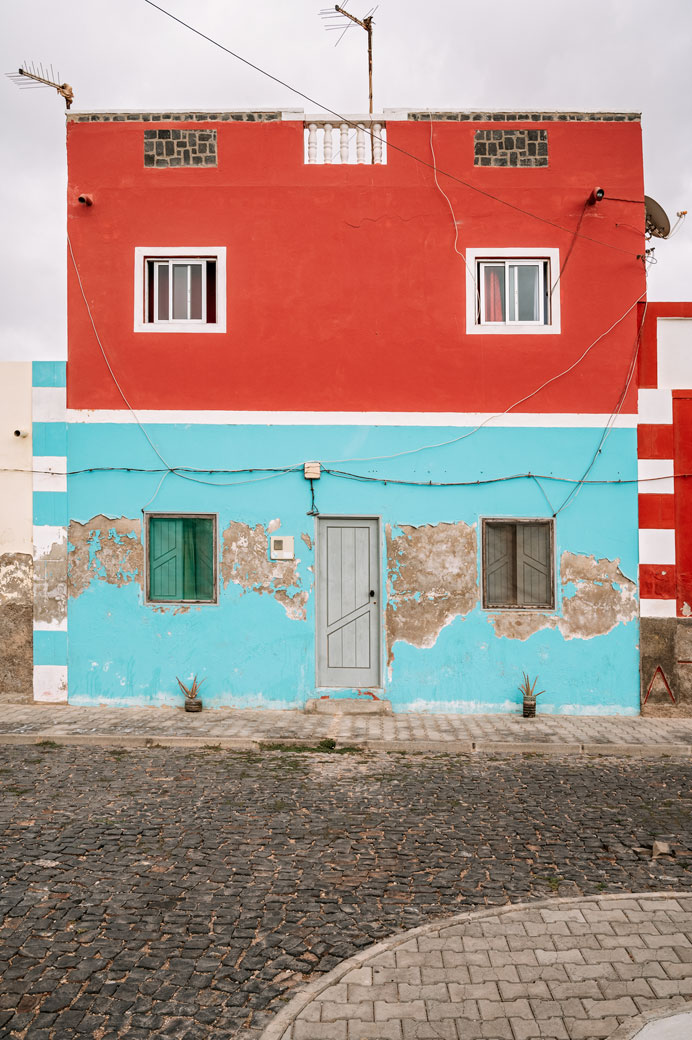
[257, 891, 684, 1040]
[607, 1003, 692, 1039]
[0, 731, 691, 755]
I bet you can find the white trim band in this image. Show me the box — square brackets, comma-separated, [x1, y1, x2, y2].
[66, 409, 638, 428]
[32, 387, 66, 422]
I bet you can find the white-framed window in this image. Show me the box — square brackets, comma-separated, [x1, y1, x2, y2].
[465, 248, 560, 335]
[482, 518, 555, 610]
[134, 247, 226, 333]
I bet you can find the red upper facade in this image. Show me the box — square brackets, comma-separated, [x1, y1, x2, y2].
[66, 109, 646, 413]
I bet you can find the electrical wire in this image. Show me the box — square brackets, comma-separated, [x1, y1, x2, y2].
[141, 0, 642, 260]
[428, 114, 479, 306]
[321, 287, 647, 466]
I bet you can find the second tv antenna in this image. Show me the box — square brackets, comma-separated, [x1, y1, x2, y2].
[320, 3, 378, 114]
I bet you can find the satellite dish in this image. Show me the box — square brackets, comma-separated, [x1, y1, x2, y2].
[645, 195, 671, 239]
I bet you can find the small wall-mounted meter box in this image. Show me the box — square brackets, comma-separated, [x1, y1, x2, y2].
[270, 535, 295, 561]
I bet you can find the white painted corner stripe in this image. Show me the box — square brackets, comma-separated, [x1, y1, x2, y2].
[638, 388, 672, 425]
[65, 409, 638, 428]
[34, 620, 68, 632]
[33, 664, 68, 703]
[639, 528, 676, 565]
[638, 458, 674, 494]
[640, 598, 677, 618]
[32, 387, 66, 422]
[33, 526, 68, 556]
[32, 456, 67, 493]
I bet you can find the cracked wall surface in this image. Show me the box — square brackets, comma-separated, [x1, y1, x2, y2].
[0, 553, 33, 703]
[489, 552, 637, 641]
[68, 517, 144, 597]
[386, 522, 478, 664]
[221, 522, 308, 620]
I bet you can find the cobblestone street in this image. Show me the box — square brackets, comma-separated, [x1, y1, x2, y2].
[0, 744, 691, 1039]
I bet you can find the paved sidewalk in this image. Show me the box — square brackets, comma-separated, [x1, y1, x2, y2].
[1, 703, 692, 754]
[261, 893, 692, 1040]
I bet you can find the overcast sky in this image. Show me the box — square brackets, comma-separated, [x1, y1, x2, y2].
[2, 0, 691, 360]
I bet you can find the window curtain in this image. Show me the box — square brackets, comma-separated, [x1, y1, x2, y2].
[483, 266, 505, 322]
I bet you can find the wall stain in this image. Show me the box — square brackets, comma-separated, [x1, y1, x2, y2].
[386, 522, 478, 665]
[488, 552, 636, 641]
[221, 521, 308, 620]
[0, 553, 33, 703]
[68, 517, 143, 597]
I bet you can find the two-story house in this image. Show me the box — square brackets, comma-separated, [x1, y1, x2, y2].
[34, 106, 649, 712]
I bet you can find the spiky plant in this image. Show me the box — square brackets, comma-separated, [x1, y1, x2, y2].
[176, 675, 206, 700]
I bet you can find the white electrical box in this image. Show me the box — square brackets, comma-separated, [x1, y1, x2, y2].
[270, 535, 294, 560]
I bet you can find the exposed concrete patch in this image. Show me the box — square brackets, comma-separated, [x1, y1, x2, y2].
[0, 553, 33, 703]
[221, 521, 308, 620]
[68, 517, 143, 597]
[488, 551, 636, 641]
[33, 534, 67, 627]
[386, 522, 478, 665]
[0, 552, 32, 604]
[559, 553, 636, 640]
[490, 610, 556, 640]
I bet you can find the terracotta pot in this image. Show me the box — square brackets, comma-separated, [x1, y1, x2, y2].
[523, 699, 536, 718]
[184, 699, 203, 712]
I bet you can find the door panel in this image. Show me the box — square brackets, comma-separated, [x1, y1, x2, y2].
[317, 517, 380, 688]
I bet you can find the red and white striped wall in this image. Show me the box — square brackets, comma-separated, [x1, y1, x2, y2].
[638, 304, 692, 619]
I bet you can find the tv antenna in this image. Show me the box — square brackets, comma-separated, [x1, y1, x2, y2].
[319, 3, 378, 114]
[6, 63, 74, 109]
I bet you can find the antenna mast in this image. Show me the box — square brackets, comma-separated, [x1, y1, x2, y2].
[319, 3, 377, 115]
[6, 63, 74, 109]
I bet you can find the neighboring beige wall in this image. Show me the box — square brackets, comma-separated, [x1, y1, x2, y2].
[0, 362, 33, 704]
[0, 362, 33, 555]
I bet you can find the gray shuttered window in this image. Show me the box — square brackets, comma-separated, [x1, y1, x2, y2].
[483, 519, 554, 609]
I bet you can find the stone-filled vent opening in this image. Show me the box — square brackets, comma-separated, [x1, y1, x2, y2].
[474, 129, 548, 167]
[144, 128, 217, 168]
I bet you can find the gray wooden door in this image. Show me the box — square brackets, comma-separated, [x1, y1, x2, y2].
[316, 517, 381, 689]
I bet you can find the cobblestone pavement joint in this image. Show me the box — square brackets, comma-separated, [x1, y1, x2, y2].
[2, 705, 692, 755]
[261, 893, 692, 1040]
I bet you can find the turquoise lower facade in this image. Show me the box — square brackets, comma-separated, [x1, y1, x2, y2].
[65, 421, 639, 714]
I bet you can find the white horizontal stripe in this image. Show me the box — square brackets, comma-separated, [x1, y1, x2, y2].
[33, 665, 67, 703]
[638, 388, 672, 425]
[640, 598, 677, 618]
[34, 620, 68, 633]
[32, 456, 67, 493]
[638, 458, 674, 494]
[639, 528, 676, 565]
[66, 409, 639, 428]
[32, 387, 66, 422]
[33, 526, 68, 557]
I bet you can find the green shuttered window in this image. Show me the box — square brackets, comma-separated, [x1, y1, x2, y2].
[148, 515, 216, 603]
[483, 519, 554, 609]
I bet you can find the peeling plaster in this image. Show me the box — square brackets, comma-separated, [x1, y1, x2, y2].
[68, 517, 143, 598]
[386, 521, 478, 664]
[301, 532, 313, 551]
[221, 521, 308, 620]
[488, 552, 637, 641]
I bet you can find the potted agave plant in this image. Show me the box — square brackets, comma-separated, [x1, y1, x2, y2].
[177, 675, 205, 713]
[518, 672, 544, 718]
